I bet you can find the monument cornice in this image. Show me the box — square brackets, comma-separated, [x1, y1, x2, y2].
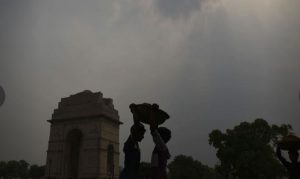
[47, 114, 123, 124]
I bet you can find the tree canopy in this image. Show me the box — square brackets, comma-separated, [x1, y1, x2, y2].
[168, 155, 223, 179]
[0, 160, 45, 178]
[138, 162, 151, 179]
[209, 118, 291, 179]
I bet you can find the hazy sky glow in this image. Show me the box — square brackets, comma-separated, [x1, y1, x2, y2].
[0, 0, 300, 166]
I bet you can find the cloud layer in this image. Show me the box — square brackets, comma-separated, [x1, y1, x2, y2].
[0, 0, 300, 166]
[154, 0, 202, 19]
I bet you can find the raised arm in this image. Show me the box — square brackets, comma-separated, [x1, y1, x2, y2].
[276, 146, 289, 168]
[150, 104, 170, 153]
[151, 129, 168, 151]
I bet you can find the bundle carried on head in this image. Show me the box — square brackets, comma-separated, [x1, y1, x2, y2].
[130, 103, 169, 125]
[277, 134, 300, 151]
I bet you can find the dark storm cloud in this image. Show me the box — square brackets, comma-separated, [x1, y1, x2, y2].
[0, 0, 300, 167]
[153, 0, 202, 19]
[150, 2, 300, 163]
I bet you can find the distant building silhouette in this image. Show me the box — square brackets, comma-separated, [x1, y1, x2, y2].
[45, 90, 122, 179]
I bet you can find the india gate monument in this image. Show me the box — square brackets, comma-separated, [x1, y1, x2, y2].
[45, 90, 122, 179]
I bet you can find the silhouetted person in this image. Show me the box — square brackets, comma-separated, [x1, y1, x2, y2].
[119, 122, 146, 179]
[150, 105, 171, 179]
[276, 146, 300, 179]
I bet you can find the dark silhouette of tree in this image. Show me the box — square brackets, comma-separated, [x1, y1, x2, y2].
[168, 155, 223, 179]
[19, 160, 29, 178]
[209, 118, 290, 179]
[29, 164, 45, 179]
[0, 161, 6, 177]
[0, 160, 44, 178]
[5, 160, 29, 178]
[138, 162, 151, 179]
[6, 160, 20, 177]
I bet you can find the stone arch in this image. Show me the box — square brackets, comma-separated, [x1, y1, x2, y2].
[65, 128, 83, 179]
[45, 91, 122, 178]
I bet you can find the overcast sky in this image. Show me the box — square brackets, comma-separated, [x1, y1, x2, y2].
[0, 0, 300, 166]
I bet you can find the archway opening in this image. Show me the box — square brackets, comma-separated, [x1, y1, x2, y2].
[107, 144, 114, 178]
[66, 129, 83, 179]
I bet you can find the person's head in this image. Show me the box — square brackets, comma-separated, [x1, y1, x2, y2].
[131, 123, 146, 142]
[157, 127, 171, 143]
[288, 150, 299, 163]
